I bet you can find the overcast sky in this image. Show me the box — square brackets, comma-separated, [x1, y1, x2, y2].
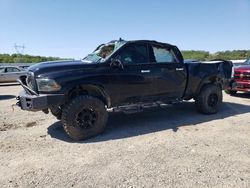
[0, 0, 250, 59]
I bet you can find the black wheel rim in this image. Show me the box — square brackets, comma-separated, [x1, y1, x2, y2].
[208, 94, 218, 107]
[76, 108, 97, 129]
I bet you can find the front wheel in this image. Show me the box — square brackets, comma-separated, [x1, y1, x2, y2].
[50, 106, 62, 120]
[61, 96, 108, 141]
[195, 84, 222, 114]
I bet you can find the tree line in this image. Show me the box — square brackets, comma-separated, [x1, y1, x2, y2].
[0, 50, 250, 63]
[0, 54, 63, 64]
[181, 50, 250, 61]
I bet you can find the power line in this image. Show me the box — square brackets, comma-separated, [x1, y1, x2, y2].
[14, 43, 25, 54]
[13, 43, 26, 63]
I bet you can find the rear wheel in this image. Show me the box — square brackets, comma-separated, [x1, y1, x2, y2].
[61, 96, 108, 141]
[225, 89, 237, 95]
[195, 84, 222, 114]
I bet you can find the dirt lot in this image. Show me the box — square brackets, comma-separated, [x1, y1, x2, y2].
[0, 84, 250, 188]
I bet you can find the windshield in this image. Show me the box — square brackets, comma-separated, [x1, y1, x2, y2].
[82, 41, 126, 63]
[245, 59, 250, 65]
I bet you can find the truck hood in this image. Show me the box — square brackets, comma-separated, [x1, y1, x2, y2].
[234, 65, 250, 72]
[28, 60, 97, 75]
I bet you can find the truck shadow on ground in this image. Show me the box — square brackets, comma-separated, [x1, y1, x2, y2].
[0, 83, 20, 87]
[47, 101, 250, 143]
[0, 95, 16, 100]
[230, 92, 250, 99]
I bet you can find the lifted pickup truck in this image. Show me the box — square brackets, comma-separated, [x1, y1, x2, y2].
[16, 40, 232, 140]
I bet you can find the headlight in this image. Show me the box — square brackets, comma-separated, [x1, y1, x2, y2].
[36, 78, 61, 92]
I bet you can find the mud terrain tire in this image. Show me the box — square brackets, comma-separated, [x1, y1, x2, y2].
[195, 84, 222, 114]
[61, 96, 108, 141]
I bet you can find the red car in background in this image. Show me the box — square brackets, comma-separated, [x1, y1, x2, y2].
[226, 59, 250, 94]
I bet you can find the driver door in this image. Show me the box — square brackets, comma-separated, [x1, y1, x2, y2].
[107, 43, 156, 105]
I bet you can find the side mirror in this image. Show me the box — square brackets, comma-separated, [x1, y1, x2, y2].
[110, 58, 124, 69]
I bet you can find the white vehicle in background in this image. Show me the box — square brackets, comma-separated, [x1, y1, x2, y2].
[0, 66, 27, 83]
[231, 59, 246, 67]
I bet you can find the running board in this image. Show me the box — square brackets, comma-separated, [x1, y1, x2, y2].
[108, 101, 172, 114]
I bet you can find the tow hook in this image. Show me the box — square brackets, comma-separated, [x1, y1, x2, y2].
[16, 96, 21, 107]
[16, 101, 20, 107]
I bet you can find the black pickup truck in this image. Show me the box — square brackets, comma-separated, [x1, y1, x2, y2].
[16, 40, 232, 140]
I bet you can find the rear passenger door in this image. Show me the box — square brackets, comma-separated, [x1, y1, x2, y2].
[150, 44, 187, 100]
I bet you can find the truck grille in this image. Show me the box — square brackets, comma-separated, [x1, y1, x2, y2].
[244, 77, 250, 80]
[234, 71, 250, 80]
[25, 72, 36, 91]
[18, 72, 38, 95]
[26, 74, 33, 88]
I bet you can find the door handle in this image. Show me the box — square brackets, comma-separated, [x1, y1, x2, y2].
[141, 70, 150, 73]
[176, 68, 184, 71]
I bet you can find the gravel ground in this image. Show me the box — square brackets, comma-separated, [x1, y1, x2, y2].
[0, 84, 250, 188]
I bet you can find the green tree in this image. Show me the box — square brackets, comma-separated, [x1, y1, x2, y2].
[0, 53, 68, 63]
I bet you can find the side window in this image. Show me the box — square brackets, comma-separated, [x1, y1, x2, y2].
[6, 67, 20, 72]
[0, 68, 5, 73]
[117, 44, 148, 64]
[152, 46, 175, 63]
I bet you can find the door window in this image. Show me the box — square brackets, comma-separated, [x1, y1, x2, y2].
[117, 44, 149, 64]
[6, 67, 20, 72]
[0, 68, 5, 73]
[152, 46, 175, 63]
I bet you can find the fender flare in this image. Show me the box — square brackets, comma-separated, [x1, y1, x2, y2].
[61, 81, 111, 108]
[195, 75, 223, 97]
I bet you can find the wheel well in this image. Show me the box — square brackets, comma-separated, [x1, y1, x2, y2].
[196, 77, 223, 97]
[67, 85, 110, 107]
